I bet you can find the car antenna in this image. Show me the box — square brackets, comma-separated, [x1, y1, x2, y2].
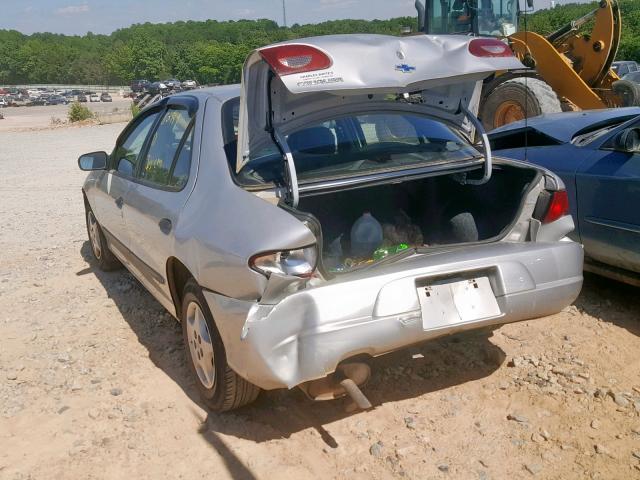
[524, 0, 530, 160]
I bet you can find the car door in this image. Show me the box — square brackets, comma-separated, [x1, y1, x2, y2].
[123, 98, 198, 307]
[92, 108, 162, 257]
[576, 121, 640, 273]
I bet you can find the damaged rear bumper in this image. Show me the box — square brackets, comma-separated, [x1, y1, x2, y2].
[204, 241, 583, 390]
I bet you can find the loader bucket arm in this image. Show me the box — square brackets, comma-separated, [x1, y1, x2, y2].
[563, 0, 621, 88]
[509, 32, 606, 110]
[509, 0, 623, 110]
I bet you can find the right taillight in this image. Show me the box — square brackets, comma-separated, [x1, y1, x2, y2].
[542, 190, 569, 224]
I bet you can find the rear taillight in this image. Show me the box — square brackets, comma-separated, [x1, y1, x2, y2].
[468, 38, 514, 58]
[259, 44, 332, 76]
[542, 190, 569, 224]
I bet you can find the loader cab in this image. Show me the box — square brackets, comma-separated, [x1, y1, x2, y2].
[416, 0, 520, 38]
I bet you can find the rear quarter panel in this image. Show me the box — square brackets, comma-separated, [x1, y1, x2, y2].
[173, 96, 317, 301]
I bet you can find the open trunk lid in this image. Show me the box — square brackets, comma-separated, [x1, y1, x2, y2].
[236, 34, 524, 198]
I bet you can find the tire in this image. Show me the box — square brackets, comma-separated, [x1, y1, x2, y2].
[479, 77, 562, 131]
[181, 279, 260, 412]
[612, 80, 640, 107]
[448, 212, 479, 243]
[85, 205, 121, 271]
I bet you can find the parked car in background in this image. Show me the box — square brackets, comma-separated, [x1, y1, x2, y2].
[622, 71, 640, 85]
[26, 97, 48, 106]
[131, 79, 151, 93]
[148, 82, 168, 95]
[78, 34, 583, 412]
[77, 94, 88, 103]
[89, 93, 100, 102]
[47, 94, 68, 105]
[164, 79, 181, 90]
[612, 61, 639, 78]
[100, 93, 112, 102]
[181, 79, 198, 89]
[490, 107, 640, 286]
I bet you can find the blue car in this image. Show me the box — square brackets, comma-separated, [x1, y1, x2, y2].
[489, 108, 640, 286]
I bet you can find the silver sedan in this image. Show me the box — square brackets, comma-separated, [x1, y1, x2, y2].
[79, 34, 583, 411]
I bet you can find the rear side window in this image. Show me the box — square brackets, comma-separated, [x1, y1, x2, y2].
[113, 111, 160, 177]
[139, 107, 194, 189]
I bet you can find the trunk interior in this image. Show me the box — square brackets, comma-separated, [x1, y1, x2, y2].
[295, 164, 539, 273]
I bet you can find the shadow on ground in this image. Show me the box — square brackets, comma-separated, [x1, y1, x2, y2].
[78, 242, 505, 451]
[574, 272, 640, 337]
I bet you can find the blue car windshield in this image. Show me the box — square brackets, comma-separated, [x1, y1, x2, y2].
[235, 112, 479, 187]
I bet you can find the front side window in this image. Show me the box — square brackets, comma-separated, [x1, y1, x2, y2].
[113, 111, 160, 177]
[234, 111, 478, 187]
[139, 107, 194, 188]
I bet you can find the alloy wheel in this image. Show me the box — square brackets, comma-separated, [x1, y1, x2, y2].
[185, 301, 216, 389]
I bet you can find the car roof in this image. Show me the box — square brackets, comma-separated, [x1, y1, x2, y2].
[489, 108, 640, 143]
[173, 84, 240, 103]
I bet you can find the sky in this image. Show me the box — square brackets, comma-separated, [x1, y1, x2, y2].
[2, 0, 593, 36]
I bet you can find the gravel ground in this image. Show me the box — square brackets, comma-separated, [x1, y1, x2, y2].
[0, 98, 132, 132]
[1, 124, 639, 480]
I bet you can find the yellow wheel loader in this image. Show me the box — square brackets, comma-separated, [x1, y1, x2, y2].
[415, 0, 640, 130]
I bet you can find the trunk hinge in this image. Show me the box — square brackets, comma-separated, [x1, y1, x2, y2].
[273, 128, 300, 208]
[460, 102, 493, 185]
[266, 71, 300, 208]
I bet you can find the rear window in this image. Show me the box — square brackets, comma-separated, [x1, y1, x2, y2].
[222, 98, 479, 187]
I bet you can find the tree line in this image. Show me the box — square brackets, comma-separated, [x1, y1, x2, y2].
[0, 1, 637, 86]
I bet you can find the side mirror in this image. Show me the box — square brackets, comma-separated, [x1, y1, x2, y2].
[526, 0, 534, 8]
[614, 128, 640, 153]
[78, 151, 108, 171]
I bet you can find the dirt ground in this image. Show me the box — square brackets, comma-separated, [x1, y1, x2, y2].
[0, 123, 639, 480]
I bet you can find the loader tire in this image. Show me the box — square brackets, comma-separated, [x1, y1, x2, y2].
[612, 80, 640, 107]
[480, 77, 562, 131]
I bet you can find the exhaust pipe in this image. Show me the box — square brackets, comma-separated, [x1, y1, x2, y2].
[299, 362, 373, 410]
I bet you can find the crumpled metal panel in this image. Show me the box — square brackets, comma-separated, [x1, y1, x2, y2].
[204, 240, 583, 390]
[237, 33, 524, 172]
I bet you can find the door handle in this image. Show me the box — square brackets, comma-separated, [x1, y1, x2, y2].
[115, 196, 124, 209]
[158, 218, 172, 235]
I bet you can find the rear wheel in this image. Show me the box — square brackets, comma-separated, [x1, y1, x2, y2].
[85, 207, 121, 271]
[480, 77, 562, 131]
[181, 279, 260, 412]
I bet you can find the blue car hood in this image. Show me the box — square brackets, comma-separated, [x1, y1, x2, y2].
[489, 107, 640, 144]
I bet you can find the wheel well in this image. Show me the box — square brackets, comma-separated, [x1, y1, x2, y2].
[166, 258, 194, 319]
[82, 189, 90, 209]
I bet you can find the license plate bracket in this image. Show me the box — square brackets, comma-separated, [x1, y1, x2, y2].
[417, 277, 501, 330]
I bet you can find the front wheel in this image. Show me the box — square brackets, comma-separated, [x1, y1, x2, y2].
[181, 279, 260, 412]
[480, 77, 562, 131]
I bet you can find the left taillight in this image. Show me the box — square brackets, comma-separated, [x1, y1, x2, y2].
[250, 245, 318, 278]
[468, 38, 514, 58]
[259, 44, 332, 76]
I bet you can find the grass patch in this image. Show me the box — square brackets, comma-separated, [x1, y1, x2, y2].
[68, 102, 94, 122]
